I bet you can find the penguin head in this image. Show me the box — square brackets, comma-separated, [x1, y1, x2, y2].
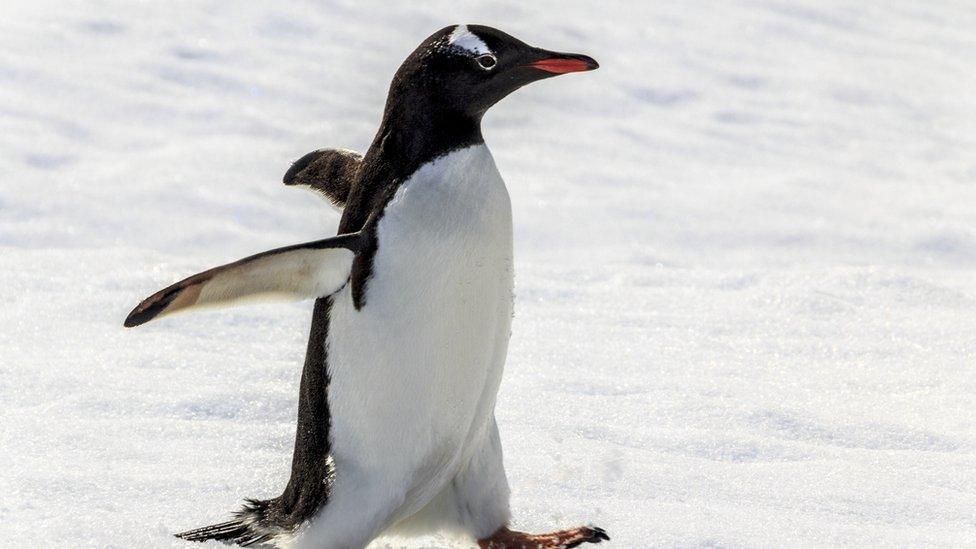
[391, 25, 598, 118]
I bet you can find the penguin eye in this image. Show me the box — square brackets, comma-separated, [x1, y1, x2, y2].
[476, 54, 497, 70]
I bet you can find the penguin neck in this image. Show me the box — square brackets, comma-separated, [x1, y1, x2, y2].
[340, 91, 487, 234]
[372, 97, 485, 177]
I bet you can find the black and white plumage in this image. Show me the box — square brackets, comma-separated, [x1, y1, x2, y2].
[126, 25, 601, 548]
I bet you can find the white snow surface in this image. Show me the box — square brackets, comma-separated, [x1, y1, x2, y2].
[3, 1, 976, 547]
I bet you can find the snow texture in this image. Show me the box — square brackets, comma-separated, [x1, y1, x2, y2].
[2, 1, 976, 547]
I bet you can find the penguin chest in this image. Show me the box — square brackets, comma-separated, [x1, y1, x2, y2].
[327, 144, 513, 472]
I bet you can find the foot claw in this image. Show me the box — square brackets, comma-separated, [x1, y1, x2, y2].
[565, 525, 610, 547]
[587, 526, 610, 541]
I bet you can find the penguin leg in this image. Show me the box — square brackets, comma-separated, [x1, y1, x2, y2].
[477, 526, 610, 549]
[448, 420, 608, 549]
[288, 464, 406, 549]
[384, 416, 512, 541]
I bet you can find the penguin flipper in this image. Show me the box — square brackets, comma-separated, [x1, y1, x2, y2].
[283, 148, 362, 212]
[123, 232, 361, 328]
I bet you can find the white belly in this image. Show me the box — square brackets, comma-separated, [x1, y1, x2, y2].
[325, 144, 513, 523]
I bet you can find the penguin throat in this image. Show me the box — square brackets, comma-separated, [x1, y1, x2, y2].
[377, 103, 484, 168]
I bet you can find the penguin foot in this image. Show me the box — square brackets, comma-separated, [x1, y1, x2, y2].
[478, 525, 609, 548]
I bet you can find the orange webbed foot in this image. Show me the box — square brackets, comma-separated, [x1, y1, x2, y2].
[478, 525, 609, 548]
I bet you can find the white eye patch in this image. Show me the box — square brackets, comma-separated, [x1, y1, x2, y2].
[446, 25, 492, 56]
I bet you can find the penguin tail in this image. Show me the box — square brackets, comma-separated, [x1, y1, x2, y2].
[175, 499, 277, 547]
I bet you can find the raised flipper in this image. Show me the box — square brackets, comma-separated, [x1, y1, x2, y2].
[283, 148, 362, 212]
[123, 232, 361, 328]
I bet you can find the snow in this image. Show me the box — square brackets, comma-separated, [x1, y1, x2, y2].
[3, 1, 976, 547]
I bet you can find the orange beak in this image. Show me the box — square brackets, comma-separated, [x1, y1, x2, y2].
[525, 53, 599, 74]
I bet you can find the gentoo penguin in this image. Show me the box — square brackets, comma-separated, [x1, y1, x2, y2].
[125, 25, 604, 548]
